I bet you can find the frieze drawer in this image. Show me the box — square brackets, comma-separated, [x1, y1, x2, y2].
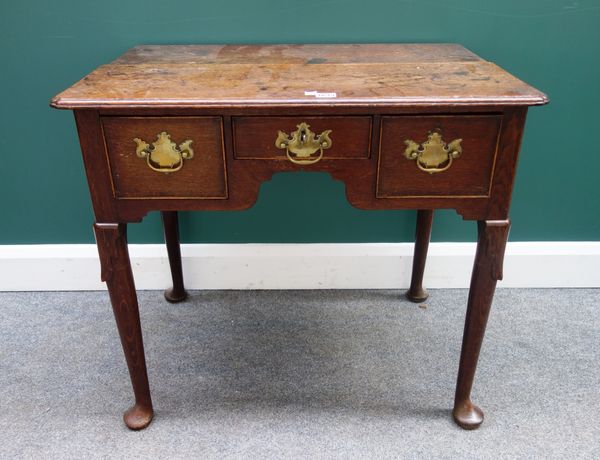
[233, 116, 372, 163]
[377, 115, 502, 198]
[101, 116, 227, 199]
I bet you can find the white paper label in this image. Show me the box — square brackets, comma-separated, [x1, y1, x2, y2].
[304, 90, 337, 98]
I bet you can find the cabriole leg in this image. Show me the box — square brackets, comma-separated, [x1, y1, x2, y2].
[406, 209, 434, 302]
[161, 211, 188, 303]
[94, 223, 153, 430]
[453, 219, 510, 429]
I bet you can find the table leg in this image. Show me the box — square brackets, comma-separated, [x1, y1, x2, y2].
[406, 209, 434, 302]
[161, 211, 188, 303]
[453, 219, 510, 429]
[94, 223, 154, 430]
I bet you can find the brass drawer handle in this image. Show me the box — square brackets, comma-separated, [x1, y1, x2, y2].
[275, 122, 332, 165]
[133, 131, 194, 173]
[404, 131, 462, 174]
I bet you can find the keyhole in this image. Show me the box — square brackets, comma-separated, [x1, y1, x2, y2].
[300, 130, 306, 143]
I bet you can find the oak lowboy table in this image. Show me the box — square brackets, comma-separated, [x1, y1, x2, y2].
[51, 44, 547, 430]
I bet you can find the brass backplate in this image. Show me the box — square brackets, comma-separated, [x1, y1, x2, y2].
[275, 122, 332, 165]
[404, 132, 462, 174]
[133, 132, 194, 173]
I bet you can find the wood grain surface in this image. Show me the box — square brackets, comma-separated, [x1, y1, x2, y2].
[51, 44, 547, 109]
[114, 44, 482, 64]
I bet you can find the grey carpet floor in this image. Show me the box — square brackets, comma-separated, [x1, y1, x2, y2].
[0, 289, 598, 459]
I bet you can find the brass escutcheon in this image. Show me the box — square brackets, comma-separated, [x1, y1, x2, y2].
[133, 131, 194, 173]
[275, 122, 332, 165]
[404, 131, 462, 174]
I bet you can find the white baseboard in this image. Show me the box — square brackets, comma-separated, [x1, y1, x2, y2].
[0, 242, 599, 291]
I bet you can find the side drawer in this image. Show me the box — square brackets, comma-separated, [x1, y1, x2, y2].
[102, 117, 227, 199]
[377, 115, 502, 198]
[232, 116, 372, 160]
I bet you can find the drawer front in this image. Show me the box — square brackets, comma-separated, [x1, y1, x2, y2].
[377, 115, 502, 198]
[102, 117, 226, 199]
[233, 116, 372, 160]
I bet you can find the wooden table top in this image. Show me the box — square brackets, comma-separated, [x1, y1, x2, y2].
[51, 44, 548, 109]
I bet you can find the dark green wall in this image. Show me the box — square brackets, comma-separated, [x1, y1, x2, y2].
[1, 1, 599, 244]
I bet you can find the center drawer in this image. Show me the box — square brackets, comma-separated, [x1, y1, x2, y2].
[232, 116, 372, 160]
